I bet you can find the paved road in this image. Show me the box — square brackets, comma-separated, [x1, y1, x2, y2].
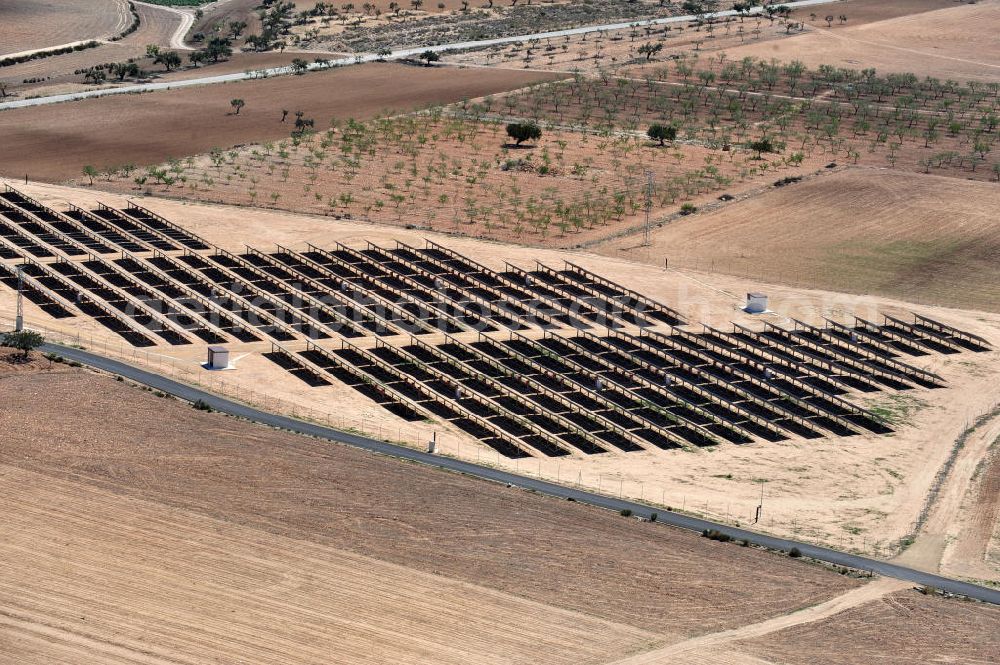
[0, 0, 844, 111]
[41, 341, 1000, 606]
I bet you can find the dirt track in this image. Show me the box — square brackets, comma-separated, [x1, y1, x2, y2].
[735, 588, 1000, 664]
[0, 63, 560, 182]
[0, 2, 180, 91]
[0, 0, 128, 56]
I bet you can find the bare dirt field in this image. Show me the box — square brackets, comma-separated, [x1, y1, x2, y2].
[0, 2, 182, 96]
[719, 0, 1000, 83]
[0, 354, 872, 662]
[0, 0, 129, 57]
[734, 589, 1000, 664]
[597, 168, 1000, 314]
[0, 62, 560, 182]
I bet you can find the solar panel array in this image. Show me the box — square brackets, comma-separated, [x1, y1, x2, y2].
[0, 185, 991, 457]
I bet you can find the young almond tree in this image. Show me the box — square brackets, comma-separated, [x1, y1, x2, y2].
[230, 98, 245, 115]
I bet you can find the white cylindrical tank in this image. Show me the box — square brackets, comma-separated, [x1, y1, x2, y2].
[746, 292, 768, 314]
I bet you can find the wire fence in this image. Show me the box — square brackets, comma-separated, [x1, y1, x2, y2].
[2, 311, 967, 561]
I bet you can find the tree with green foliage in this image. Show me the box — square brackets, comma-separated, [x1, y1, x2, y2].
[746, 136, 776, 159]
[647, 123, 677, 146]
[637, 42, 663, 61]
[2, 330, 44, 360]
[506, 121, 542, 146]
[230, 98, 245, 115]
[154, 50, 181, 71]
[418, 50, 440, 66]
[82, 165, 98, 185]
[205, 36, 233, 62]
[110, 61, 140, 81]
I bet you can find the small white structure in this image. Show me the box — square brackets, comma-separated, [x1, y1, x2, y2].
[206, 345, 230, 370]
[745, 292, 768, 314]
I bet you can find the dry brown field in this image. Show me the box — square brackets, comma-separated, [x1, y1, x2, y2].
[597, 167, 1000, 314]
[735, 589, 1000, 664]
[0, 351, 874, 663]
[720, 0, 1000, 83]
[0, 0, 129, 57]
[0, 62, 560, 182]
[0, 2, 181, 96]
[448, 0, 954, 76]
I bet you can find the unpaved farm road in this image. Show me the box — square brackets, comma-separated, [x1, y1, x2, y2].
[134, 1, 194, 50]
[0, 0, 843, 111]
[606, 578, 911, 664]
[41, 341, 1000, 607]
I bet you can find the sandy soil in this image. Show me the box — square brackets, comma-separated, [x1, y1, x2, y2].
[596, 168, 1000, 314]
[0, 359, 862, 642]
[2, 180, 998, 568]
[0, 0, 129, 57]
[719, 0, 1000, 83]
[0, 63, 560, 182]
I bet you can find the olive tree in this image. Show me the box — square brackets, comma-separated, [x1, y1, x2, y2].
[647, 123, 678, 146]
[506, 121, 542, 146]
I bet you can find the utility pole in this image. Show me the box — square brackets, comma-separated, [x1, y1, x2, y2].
[643, 170, 654, 246]
[15, 265, 24, 332]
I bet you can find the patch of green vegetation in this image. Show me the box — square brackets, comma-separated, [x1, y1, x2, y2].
[824, 239, 966, 288]
[865, 393, 930, 426]
[711, 473, 733, 480]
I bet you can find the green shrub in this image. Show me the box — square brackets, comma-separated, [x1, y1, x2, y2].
[620, 508, 633, 517]
[702, 529, 733, 543]
[789, 547, 802, 558]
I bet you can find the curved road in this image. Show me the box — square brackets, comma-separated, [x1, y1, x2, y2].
[41, 341, 1000, 606]
[1, 0, 844, 111]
